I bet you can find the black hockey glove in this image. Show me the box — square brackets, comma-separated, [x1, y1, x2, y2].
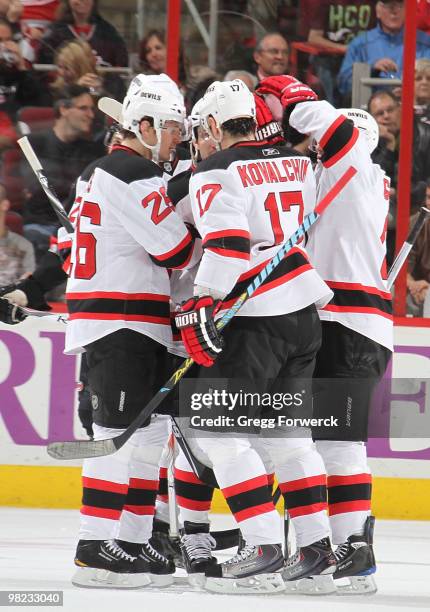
[175, 296, 224, 367]
[0, 297, 27, 325]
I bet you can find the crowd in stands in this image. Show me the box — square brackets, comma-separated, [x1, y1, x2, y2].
[1, 0, 430, 315]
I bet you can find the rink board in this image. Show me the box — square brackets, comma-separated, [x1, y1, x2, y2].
[0, 316, 430, 518]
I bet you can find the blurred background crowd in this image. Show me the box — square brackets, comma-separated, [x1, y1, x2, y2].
[1, 0, 429, 315]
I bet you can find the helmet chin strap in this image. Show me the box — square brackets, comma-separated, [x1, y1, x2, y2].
[135, 127, 162, 164]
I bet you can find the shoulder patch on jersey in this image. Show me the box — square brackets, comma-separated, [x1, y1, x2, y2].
[91, 149, 163, 184]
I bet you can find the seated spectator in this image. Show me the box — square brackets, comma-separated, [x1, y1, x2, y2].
[407, 180, 430, 316]
[38, 0, 128, 68]
[338, 0, 430, 100]
[223, 69, 257, 91]
[253, 32, 289, 82]
[302, 0, 376, 104]
[139, 29, 187, 85]
[370, 89, 430, 261]
[0, 183, 36, 285]
[21, 84, 104, 261]
[46, 39, 126, 140]
[414, 58, 430, 122]
[0, 17, 44, 120]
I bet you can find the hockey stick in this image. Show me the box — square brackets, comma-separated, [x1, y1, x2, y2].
[386, 206, 430, 290]
[17, 137, 74, 234]
[47, 165, 357, 460]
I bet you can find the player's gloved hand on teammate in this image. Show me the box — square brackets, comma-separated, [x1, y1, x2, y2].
[0, 297, 27, 325]
[175, 295, 224, 367]
[257, 75, 318, 108]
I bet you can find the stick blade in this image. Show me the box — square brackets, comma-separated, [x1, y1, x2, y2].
[47, 438, 117, 460]
[98, 97, 123, 123]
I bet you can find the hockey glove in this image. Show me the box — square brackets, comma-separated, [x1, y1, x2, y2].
[257, 75, 318, 108]
[175, 296, 224, 367]
[253, 93, 284, 144]
[0, 297, 27, 325]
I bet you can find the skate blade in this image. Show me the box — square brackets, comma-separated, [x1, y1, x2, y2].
[187, 573, 206, 588]
[72, 567, 152, 589]
[149, 573, 174, 587]
[335, 574, 377, 596]
[205, 572, 285, 595]
[284, 574, 336, 596]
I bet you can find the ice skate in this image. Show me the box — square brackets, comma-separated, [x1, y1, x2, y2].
[150, 518, 183, 568]
[180, 521, 217, 587]
[282, 537, 337, 595]
[117, 539, 175, 586]
[333, 515, 377, 595]
[204, 543, 285, 594]
[72, 539, 152, 588]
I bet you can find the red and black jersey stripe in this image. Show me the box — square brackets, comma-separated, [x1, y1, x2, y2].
[174, 468, 214, 511]
[222, 248, 312, 308]
[157, 467, 168, 503]
[222, 475, 275, 523]
[150, 231, 194, 270]
[66, 291, 171, 324]
[320, 115, 359, 168]
[81, 476, 128, 520]
[123, 477, 158, 516]
[203, 229, 251, 261]
[327, 473, 372, 516]
[279, 474, 327, 518]
[322, 281, 392, 319]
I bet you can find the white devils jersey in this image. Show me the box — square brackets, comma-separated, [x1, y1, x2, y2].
[64, 146, 196, 355]
[290, 101, 393, 351]
[189, 142, 332, 317]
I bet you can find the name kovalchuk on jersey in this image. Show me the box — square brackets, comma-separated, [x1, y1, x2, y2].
[189, 142, 332, 316]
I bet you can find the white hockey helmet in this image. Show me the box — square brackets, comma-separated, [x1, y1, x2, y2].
[338, 108, 379, 153]
[188, 97, 210, 161]
[199, 79, 256, 135]
[121, 73, 186, 161]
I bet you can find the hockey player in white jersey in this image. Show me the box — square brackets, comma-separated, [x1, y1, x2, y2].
[257, 75, 393, 594]
[174, 79, 337, 594]
[65, 74, 200, 588]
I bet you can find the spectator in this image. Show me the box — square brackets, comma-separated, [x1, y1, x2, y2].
[139, 29, 187, 85]
[50, 39, 125, 102]
[21, 84, 104, 260]
[338, 0, 430, 99]
[407, 180, 430, 315]
[223, 69, 257, 91]
[0, 17, 43, 120]
[303, 0, 376, 104]
[414, 58, 430, 121]
[0, 183, 36, 285]
[38, 0, 128, 68]
[253, 32, 289, 81]
[370, 89, 430, 261]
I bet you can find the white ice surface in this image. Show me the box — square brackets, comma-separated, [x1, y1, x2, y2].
[0, 509, 429, 612]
